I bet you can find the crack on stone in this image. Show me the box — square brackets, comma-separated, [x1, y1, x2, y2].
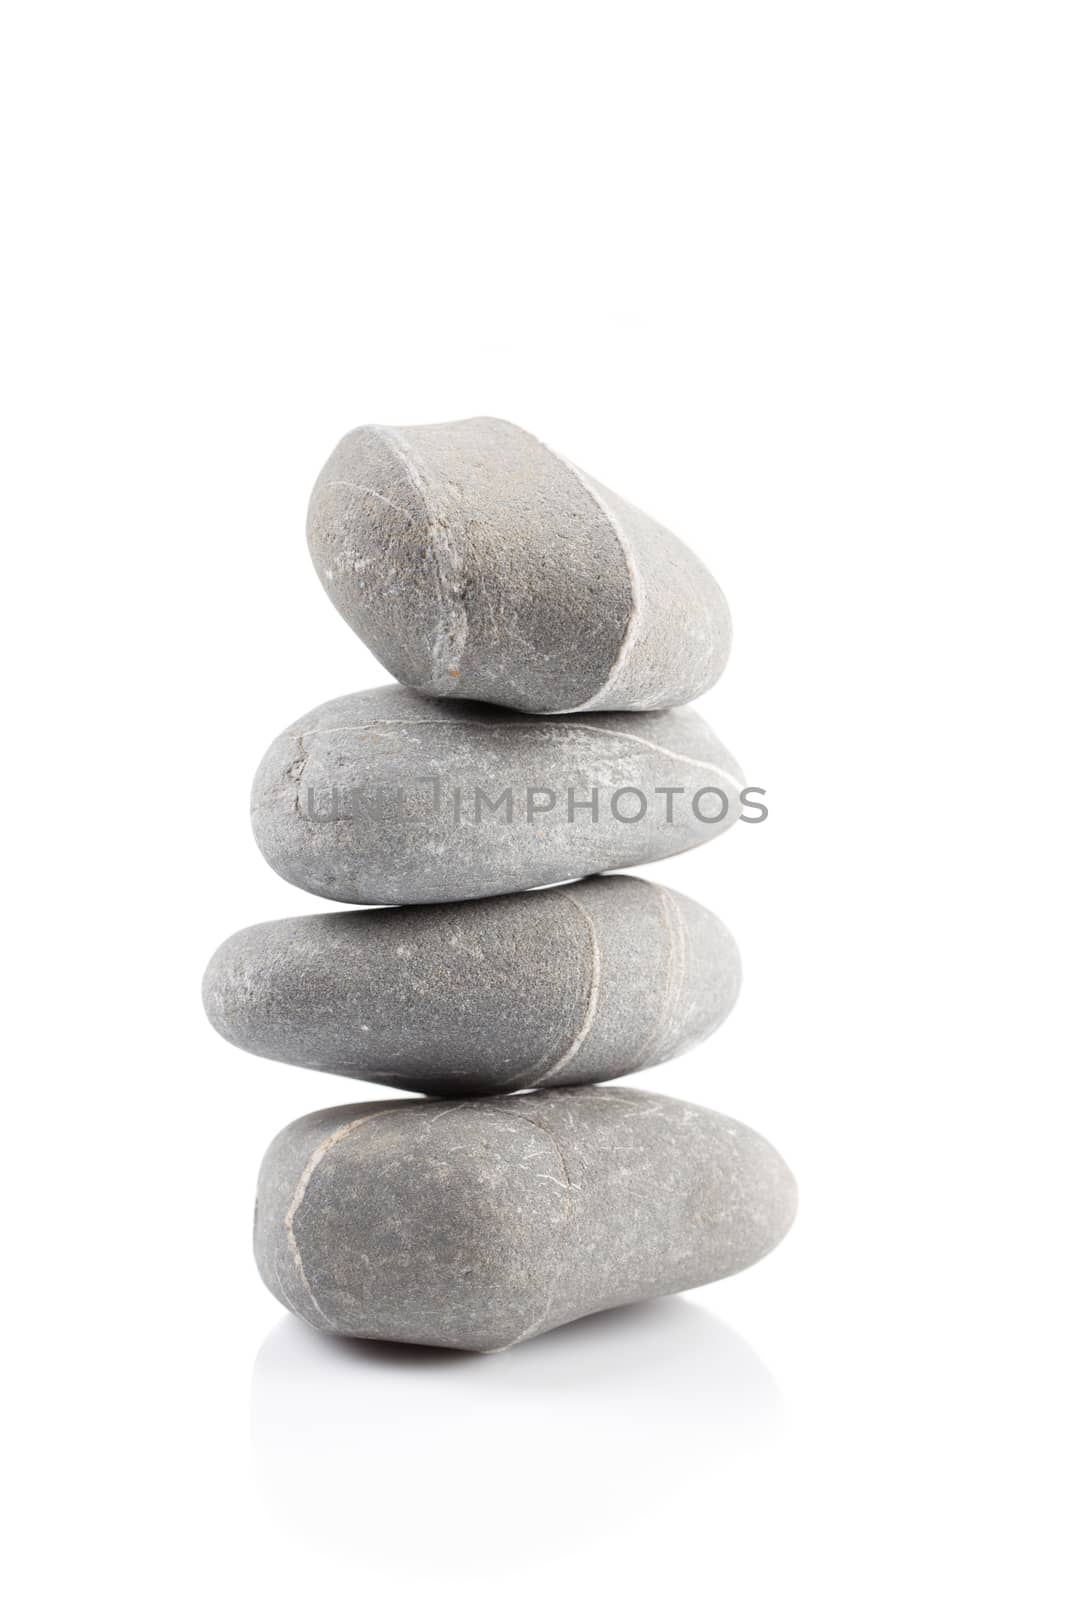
[535, 450, 644, 715]
[283, 1107, 403, 1330]
[274, 716, 742, 784]
[320, 478, 418, 526]
[518, 892, 603, 1090]
[373, 425, 470, 690]
[486, 1101, 579, 1350]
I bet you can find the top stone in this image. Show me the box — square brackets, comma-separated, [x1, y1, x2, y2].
[307, 417, 732, 714]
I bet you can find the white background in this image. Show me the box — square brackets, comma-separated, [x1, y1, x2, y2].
[4, 3, 1064, 1595]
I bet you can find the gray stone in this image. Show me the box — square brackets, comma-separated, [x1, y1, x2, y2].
[254, 1085, 797, 1351]
[307, 416, 731, 714]
[251, 684, 745, 904]
[202, 874, 741, 1095]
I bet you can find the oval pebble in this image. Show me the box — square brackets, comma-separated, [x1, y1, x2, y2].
[250, 684, 746, 904]
[255, 1085, 797, 1351]
[307, 416, 732, 714]
[202, 875, 740, 1096]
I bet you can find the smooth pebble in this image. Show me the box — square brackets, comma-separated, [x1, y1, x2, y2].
[202, 874, 741, 1095]
[254, 1085, 797, 1351]
[307, 416, 732, 713]
[250, 684, 746, 904]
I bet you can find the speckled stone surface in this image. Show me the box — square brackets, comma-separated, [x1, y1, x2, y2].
[254, 1085, 797, 1351]
[306, 417, 731, 714]
[250, 684, 745, 904]
[202, 875, 740, 1095]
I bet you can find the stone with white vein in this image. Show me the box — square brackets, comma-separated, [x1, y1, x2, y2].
[202, 875, 740, 1095]
[306, 416, 731, 713]
[250, 684, 747, 904]
[254, 1085, 797, 1351]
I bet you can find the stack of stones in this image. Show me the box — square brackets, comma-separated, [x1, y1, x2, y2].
[203, 418, 796, 1353]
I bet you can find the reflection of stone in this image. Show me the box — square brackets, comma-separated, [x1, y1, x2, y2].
[251, 1299, 782, 1567]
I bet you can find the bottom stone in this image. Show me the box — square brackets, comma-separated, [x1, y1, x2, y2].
[254, 1085, 797, 1352]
